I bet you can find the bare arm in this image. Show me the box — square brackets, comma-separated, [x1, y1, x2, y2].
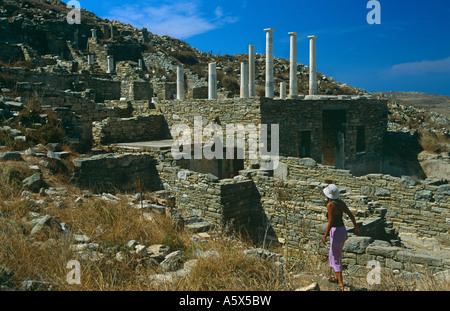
[322, 203, 334, 244]
[343, 204, 360, 235]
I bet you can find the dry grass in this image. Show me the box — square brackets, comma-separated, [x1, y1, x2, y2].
[0, 160, 448, 291]
[419, 130, 450, 153]
[173, 238, 287, 291]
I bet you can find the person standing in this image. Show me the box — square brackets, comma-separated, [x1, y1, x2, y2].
[322, 184, 360, 291]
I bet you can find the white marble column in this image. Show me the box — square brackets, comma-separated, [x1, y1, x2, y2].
[308, 35, 318, 95]
[87, 54, 94, 66]
[240, 62, 249, 98]
[177, 66, 185, 100]
[91, 28, 97, 39]
[264, 28, 275, 98]
[288, 32, 298, 98]
[248, 44, 256, 97]
[138, 59, 143, 71]
[280, 82, 286, 99]
[208, 63, 217, 99]
[107, 55, 114, 74]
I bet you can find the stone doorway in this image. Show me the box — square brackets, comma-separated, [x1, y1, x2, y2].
[322, 109, 346, 168]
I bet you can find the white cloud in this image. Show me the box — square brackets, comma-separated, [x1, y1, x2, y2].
[106, 1, 238, 39]
[389, 57, 450, 75]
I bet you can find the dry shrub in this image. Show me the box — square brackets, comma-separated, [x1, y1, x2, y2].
[221, 76, 239, 95]
[419, 130, 450, 153]
[172, 237, 287, 291]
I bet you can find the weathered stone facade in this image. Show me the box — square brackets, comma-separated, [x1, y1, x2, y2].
[154, 97, 388, 176]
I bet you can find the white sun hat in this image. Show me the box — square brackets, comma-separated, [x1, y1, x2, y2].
[323, 184, 340, 200]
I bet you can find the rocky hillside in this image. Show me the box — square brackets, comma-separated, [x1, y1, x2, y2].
[0, 0, 366, 97]
[376, 92, 450, 118]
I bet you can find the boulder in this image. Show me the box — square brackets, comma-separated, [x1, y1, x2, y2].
[20, 280, 57, 291]
[342, 236, 373, 254]
[30, 214, 62, 236]
[160, 251, 183, 272]
[401, 175, 417, 186]
[396, 251, 442, 266]
[0, 151, 22, 162]
[22, 173, 43, 193]
[0, 267, 14, 286]
[414, 190, 434, 202]
[298, 158, 317, 167]
[295, 282, 320, 291]
[186, 221, 215, 233]
[147, 244, 171, 257]
[374, 187, 391, 197]
[438, 184, 450, 196]
[366, 244, 401, 258]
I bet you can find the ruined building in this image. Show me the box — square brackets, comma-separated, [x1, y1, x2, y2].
[0, 1, 448, 278]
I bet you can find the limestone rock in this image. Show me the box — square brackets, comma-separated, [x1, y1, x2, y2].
[160, 251, 183, 272]
[30, 214, 62, 236]
[342, 236, 373, 254]
[295, 282, 320, 291]
[438, 184, 450, 196]
[298, 158, 317, 167]
[22, 173, 43, 193]
[0, 151, 22, 161]
[414, 190, 433, 201]
[186, 221, 215, 233]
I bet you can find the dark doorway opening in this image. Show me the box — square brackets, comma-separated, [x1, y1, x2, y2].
[297, 130, 312, 158]
[322, 109, 346, 168]
[177, 146, 244, 180]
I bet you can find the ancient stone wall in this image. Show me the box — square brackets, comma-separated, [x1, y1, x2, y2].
[0, 43, 24, 63]
[156, 167, 254, 229]
[101, 144, 450, 274]
[0, 67, 122, 102]
[92, 114, 171, 145]
[70, 153, 162, 193]
[246, 156, 450, 274]
[121, 80, 153, 101]
[155, 97, 387, 175]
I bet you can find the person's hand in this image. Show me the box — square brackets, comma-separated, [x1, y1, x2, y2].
[322, 236, 327, 245]
[354, 226, 360, 236]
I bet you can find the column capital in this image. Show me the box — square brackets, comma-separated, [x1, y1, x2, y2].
[264, 28, 275, 32]
[288, 32, 299, 36]
[308, 35, 318, 39]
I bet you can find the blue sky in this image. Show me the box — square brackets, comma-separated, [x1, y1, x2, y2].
[76, 0, 450, 95]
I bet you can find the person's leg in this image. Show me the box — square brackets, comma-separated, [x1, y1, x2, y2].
[328, 227, 337, 281]
[335, 271, 343, 288]
[331, 227, 347, 289]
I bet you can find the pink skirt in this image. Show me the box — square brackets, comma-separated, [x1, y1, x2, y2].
[329, 226, 348, 272]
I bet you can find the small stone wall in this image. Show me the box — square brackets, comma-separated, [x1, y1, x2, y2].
[157, 167, 255, 230]
[121, 80, 153, 101]
[92, 114, 171, 145]
[70, 153, 162, 193]
[0, 67, 121, 102]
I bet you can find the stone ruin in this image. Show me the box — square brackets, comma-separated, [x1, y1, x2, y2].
[0, 8, 448, 280]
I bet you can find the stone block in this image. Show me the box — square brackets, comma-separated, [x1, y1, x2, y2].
[366, 245, 401, 258]
[343, 236, 373, 254]
[414, 190, 433, 202]
[438, 184, 450, 196]
[298, 158, 317, 167]
[396, 251, 442, 266]
[374, 187, 391, 197]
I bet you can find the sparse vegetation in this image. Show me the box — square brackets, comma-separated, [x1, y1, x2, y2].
[419, 130, 450, 153]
